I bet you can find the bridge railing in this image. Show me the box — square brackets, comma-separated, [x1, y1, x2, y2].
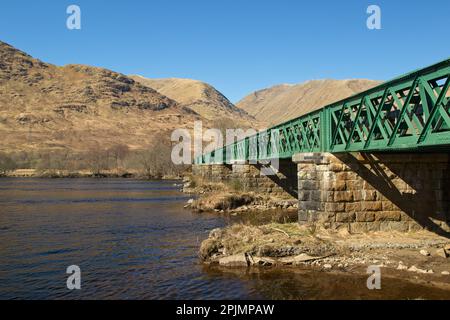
[195, 58, 450, 165]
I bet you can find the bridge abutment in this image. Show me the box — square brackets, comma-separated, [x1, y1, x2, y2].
[192, 160, 297, 199]
[192, 152, 450, 234]
[293, 152, 450, 234]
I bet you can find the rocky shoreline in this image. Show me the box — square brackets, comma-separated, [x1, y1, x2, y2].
[182, 175, 298, 214]
[181, 175, 450, 289]
[199, 223, 450, 288]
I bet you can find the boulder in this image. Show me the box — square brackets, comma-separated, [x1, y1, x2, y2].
[397, 263, 408, 271]
[294, 253, 323, 263]
[435, 248, 448, 258]
[218, 254, 249, 267]
[184, 182, 192, 189]
[250, 256, 276, 267]
[419, 249, 430, 256]
[279, 253, 325, 265]
[444, 244, 450, 255]
[408, 265, 427, 274]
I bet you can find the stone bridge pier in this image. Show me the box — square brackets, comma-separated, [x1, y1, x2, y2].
[293, 152, 450, 235]
[192, 159, 298, 199]
[192, 152, 450, 235]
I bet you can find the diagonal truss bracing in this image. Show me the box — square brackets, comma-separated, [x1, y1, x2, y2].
[195, 58, 450, 164]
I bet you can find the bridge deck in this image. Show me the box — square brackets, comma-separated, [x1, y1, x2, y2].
[196, 58, 450, 164]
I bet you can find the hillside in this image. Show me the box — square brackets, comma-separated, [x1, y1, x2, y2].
[0, 40, 380, 176]
[237, 79, 381, 125]
[0, 40, 209, 174]
[130, 76, 254, 125]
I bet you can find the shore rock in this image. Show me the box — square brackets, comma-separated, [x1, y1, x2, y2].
[397, 263, 408, 270]
[218, 254, 249, 267]
[408, 265, 427, 274]
[279, 253, 325, 265]
[435, 248, 448, 258]
[250, 256, 276, 267]
[444, 245, 450, 256]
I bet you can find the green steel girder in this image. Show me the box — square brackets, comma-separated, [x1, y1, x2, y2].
[195, 58, 450, 165]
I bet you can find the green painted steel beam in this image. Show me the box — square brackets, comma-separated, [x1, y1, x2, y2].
[195, 58, 450, 164]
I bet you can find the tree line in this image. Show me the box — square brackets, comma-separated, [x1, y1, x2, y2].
[0, 138, 186, 178]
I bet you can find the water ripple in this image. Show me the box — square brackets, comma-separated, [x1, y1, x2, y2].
[1, 179, 449, 300]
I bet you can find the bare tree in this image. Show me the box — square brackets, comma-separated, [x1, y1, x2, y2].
[136, 132, 184, 179]
[0, 153, 17, 176]
[108, 144, 130, 169]
[138, 142, 168, 179]
[86, 147, 110, 176]
[35, 149, 74, 172]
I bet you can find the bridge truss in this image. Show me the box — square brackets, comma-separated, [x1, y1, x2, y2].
[195, 58, 450, 164]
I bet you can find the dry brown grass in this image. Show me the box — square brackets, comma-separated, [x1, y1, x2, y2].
[192, 193, 258, 211]
[200, 223, 331, 260]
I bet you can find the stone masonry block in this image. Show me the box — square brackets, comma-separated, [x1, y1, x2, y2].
[361, 201, 383, 212]
[345, 202, 361, 213]
[356, 212, 376, 222]
[334, 191, 354, 202]
[328, 180, 346, 191]
[325, 202, 345, 212]
[379, 221, 409, 232]
[336, 212, 356, 223]
[346, 180, 363, 190]
[298, 191, 310, 201]
[374, 211, 401, 221]
[381, 201, 400, 211]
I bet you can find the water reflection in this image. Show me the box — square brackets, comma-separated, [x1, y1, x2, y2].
[0, 178, 448, 300]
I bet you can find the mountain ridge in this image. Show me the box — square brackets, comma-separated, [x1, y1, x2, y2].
[0, 41, 256, 157]
[130, 75, 254, 123]
[237, 79, 382, 125]
[0, 40, 381, 174]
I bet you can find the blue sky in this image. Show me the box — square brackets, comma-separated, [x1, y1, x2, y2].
[0, 0, 449, 102]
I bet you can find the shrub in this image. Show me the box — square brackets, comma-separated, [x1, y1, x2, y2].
[0, 153, 17, 175]
[228, 178, 244, 192]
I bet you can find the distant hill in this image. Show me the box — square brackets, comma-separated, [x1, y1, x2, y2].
[0, 40, 207, 156]
[130, 76, 254, 125]
[0, 40, 381, 174]
[237, 79, 381, 126]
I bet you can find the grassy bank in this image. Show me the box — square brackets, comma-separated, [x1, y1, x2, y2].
[199, 222, 450, 289]
[183, 175, 298, 213]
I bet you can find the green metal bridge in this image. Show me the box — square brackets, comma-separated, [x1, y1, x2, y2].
[195, 58, 450, 165]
